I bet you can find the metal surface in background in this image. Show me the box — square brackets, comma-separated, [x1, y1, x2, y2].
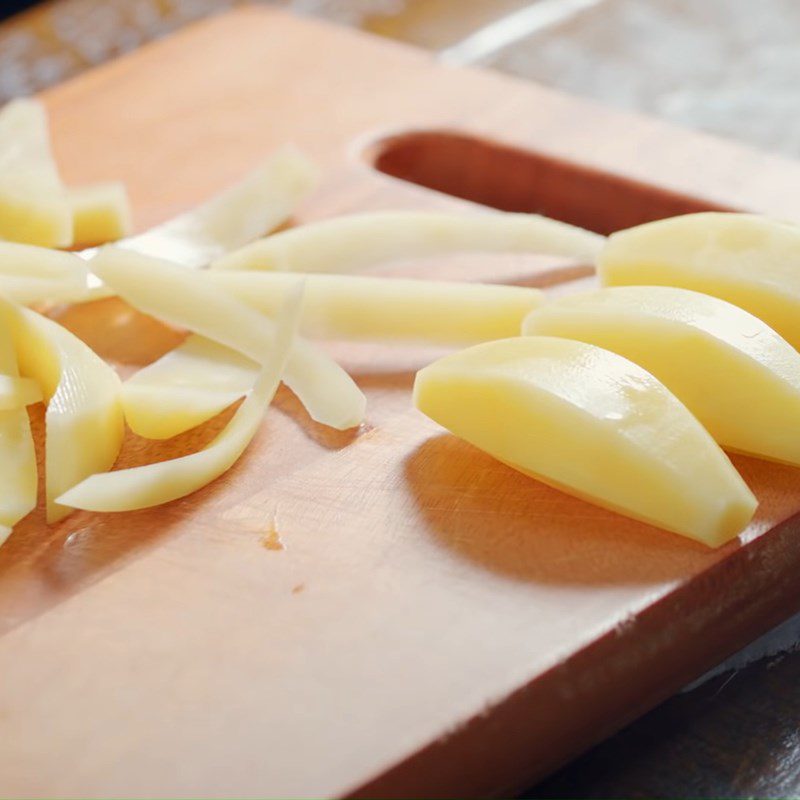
[1, 1, 799, 797]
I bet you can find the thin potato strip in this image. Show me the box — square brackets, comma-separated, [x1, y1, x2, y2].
[205, 270, 544, 345]
[92, 247, 365, 431]
[0, 299, 124, 522]
[103, 145, 317, 268]
[0, 242, 89, 305]
[68, 182, 132, 248]
[210, 210, 604, 273]
[58, 288, 302, 512]
[122, 336, 256, 439]
[0, 322, 37, 544]
[0, 375, 42, 409]
[124, 272, 543, 440]
[0, 98, 71, 247]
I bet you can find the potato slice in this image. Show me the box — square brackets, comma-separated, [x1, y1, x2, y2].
[0, 241, 89, 304]
[111, 145, 317, 268]
[414, 336, 756, 546]
[0, 375, 42, 409]
[78, 146, 318, 301]
[0, 327, 37, 544]
[205, 271, 543, 344]
[210, 210, 604, 273]
[58, 288, 301, 512]
[0, 98, 71, 248]
[599, 212, 800, 349]
[68, 182, 132, 247]
[122, 336, 256, 439]
[0, 300, 124, 522]
[91, 247, 365, 431]
[523, 286, 800, 465]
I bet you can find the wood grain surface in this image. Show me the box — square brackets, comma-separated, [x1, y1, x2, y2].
[2, 7, 800, 798]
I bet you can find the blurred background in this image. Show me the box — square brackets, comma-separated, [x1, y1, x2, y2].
[3, 0, 800, 156]
[2, 1, 799, 797]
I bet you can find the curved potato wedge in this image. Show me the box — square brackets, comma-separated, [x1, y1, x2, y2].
[92, 247, 365, 431]
[524, 286, 800, 464]
[204, 271, 543, 345]
[0, 242, 89, 305]
[599, 212, 800, 349]
[0, 98, 71, 247]
[0, 299, 124, 522]
[58, 289, 301, 512]
[414, 336, 756, 547]
[210, 210, 604, 273]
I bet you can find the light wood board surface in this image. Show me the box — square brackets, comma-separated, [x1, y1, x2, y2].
[1, 7, 800, 798]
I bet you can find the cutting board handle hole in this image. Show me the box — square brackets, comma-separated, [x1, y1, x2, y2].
[364, 129, 734, 235]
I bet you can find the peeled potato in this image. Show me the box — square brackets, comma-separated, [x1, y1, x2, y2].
[122, 336, 256, 439]
[68, 182, 132, 247]
[0, 98, 71, 248]
[211, 210, 604, 273]
[58, 288, 301, 512]
[414, 336, 756, 546]
[92, 247, 365, 431]
[524, 286, 800, 464]
[0, 375, 42, 409]
[205, 271, 543, 345]
[599, 212, 800, 349]
[78, 145, 318, 302]
[0, 327, 37, 544]
[112, 145, 317, 268]
[0, 241, 89, 305]
[1, 300, 124, 522]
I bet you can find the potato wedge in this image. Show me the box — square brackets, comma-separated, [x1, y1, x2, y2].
[523, 286, 800, 464]
[414, 336, 756, 546]
[0, 98, 71, 247]
[58, 288, 301, 512]
[599, 212, 800, 349]
[205, 271, 543, 345]
[211, 210, 604, 273]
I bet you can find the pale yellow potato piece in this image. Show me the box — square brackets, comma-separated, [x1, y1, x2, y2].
[524, 285, 800, 465]
[123, 336, 256, 439]
[0, 98, 71, 247]
[0, 375, 42, 409]
[111, 145, 317, 268]
[92, 247, 365, 431]
[0, 299, 124, 522]
[125, 274, 541, 440]
[0, 325, 37, 544]
[58, 288, 301, 512]
[599, 212, 800, 349]
[210, 210, 604, 273]
[414, 336, 756, 547]
[205, 271, 543, 344]
[68, 182, 133, 247]
[80, 146, 318, 301]
[0, 241, 89, 304]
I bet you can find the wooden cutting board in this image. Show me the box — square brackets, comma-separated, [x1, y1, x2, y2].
[2, 7, 800, 798]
